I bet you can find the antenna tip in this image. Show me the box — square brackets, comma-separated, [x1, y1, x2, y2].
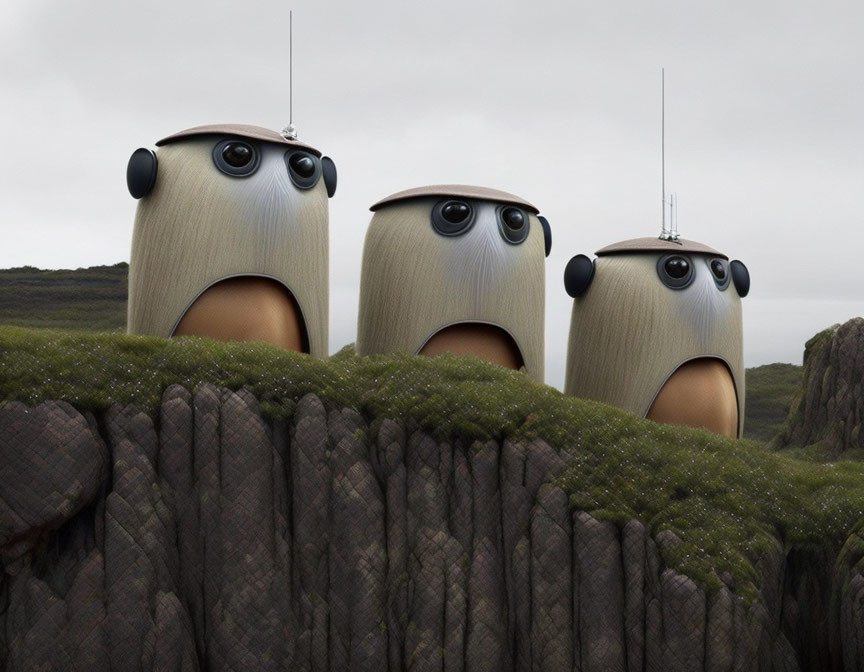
[281, 123, 298, 141]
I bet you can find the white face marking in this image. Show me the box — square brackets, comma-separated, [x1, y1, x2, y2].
[434, 201, 533, 309]
[653, 254, 739, 351]
[128, 136, 330, 356]
[356, 196, 546, 381]
[564, 250, 744, 433]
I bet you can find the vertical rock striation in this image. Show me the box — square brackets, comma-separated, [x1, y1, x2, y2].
[776, 318, 864, 456]
[1, 386, 863, 670]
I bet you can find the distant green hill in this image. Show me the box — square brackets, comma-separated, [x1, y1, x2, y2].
[0, 263, 802, 443]
[0, 263, 127, 331]
[743, 363, 803, 443]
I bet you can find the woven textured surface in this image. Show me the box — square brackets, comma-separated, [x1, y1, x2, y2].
[1, 387, 863, 670]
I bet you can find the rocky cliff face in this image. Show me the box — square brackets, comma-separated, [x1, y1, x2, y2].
[2, 385, 864, 671]
[775, 318, 864, 456]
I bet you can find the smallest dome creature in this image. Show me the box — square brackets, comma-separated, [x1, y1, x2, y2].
[356, 185, 552, 382]
[563, 237, 750, 438]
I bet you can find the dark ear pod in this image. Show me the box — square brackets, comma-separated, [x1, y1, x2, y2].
[538, 215, 552, 257]
[730, 260, 750, 297]
[321, 156, 337, 198]
[564, 254, 595, 298]
[127, 148, 158, 199]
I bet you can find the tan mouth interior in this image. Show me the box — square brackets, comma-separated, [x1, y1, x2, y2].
[646, 358, 738, 438]
[173, 277, 309, 353]
[418, 322, 524, 371]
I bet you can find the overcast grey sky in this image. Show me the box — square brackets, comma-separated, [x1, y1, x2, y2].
[1, 0, 862, 390]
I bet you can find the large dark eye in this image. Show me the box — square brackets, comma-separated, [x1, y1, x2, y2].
[223, 143, 252, 167]
[285, 151, 321, 189]
[212, 139, 260, 177]
[498, 206, 529, 244]
[665, 257, 690, 278]
[442, 202, 470, 224]
[657, 254, 694, 289]
[432, 199, 474, 236]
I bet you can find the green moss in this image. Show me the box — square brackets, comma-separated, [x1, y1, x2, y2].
[0, 263, 811, 447]
[804, 326, 836, 363]
[2, 326, 864, 606]
[559, 422, 864, 602]
[0, 327, 336, 414]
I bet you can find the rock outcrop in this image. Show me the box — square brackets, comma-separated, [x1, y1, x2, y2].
[775, 318, 864, 456]
[1, 385, 864, 671]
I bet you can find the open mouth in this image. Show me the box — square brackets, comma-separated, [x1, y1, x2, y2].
[646, 358, 738, 437]
[172, 276, 309, 353]
[418, 322, 524, 371]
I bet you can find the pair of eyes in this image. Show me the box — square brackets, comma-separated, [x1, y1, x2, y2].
[212, 139, 321, 189]
[657, 254, 730, 290]
[431, 199, 530, 244]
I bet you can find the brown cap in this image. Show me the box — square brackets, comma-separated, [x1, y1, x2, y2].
[596, 237, 726, 259]
[370, 185, 539, 213]
[155, 124, 322, 157]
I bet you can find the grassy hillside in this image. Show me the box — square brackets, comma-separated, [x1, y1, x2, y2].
[744, 363, 803, 442]
[0, 264, 801, 444]
[0, 263, 127, 331]
[1, 325, 862, 605]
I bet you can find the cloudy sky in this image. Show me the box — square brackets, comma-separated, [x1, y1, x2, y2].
[1, 0, 862, 390]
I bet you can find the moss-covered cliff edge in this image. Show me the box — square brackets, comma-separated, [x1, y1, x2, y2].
[2, 327, 864, 671]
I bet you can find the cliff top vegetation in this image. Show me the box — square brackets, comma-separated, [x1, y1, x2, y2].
[1, 325, 862, 604]
[0, 263, 802, 442]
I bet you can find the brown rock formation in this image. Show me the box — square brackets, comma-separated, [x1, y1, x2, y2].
[775, 318, 864, 456]
[1, 385, 863, 670]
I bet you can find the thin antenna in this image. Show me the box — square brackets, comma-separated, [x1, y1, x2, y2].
[671, 193, 678, 237]
[661, 67, 666, 237]
[658, 69, 680, 242]
[290, 9, 293, 126]
[675, 194, 679, 237]
[281, 10, 298, 140]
